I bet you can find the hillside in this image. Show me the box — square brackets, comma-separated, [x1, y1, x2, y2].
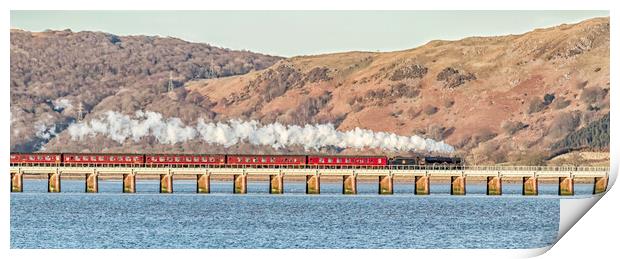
[14, 17, 610, 165]
[10, 29, 282, 151]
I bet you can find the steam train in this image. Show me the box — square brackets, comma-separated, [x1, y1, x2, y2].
[10, 153, 463, 168]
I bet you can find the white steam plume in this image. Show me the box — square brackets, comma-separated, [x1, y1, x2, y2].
[35, 122, 58, 140]
[53, 98, 73, 111]
[67, 110, 455, 153]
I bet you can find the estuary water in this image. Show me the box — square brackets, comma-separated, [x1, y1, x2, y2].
[11, 180, 594, 249]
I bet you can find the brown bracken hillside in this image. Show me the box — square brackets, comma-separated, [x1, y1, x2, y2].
[10, 29, 282, 151]
[14, 17, 610, 165]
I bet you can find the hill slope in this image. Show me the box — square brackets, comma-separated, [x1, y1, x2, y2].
[22, 17, 610, 165]
[10, 29, 282, 151]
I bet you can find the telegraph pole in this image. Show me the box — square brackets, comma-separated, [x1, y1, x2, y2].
[77, 102, 84, 121]
[168, 71, 174, 92]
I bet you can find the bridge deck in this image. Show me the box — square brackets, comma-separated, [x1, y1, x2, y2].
[10, 165, 609, 178]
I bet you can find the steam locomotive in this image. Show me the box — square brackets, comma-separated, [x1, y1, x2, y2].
[10, 153, 463, 168]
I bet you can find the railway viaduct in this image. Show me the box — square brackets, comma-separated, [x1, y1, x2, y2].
[10, 165, 609, 196]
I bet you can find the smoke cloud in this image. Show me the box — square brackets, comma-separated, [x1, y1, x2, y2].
[67, 110, 455, 153]
[53, 98, 73, 111]
[35, 122, 58, 140]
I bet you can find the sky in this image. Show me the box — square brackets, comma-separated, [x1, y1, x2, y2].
[10, 10, 609, 57]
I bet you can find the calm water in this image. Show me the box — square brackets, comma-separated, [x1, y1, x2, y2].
[11, 179, 593, 249]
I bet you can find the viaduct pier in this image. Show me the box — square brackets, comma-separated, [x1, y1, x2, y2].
[10, 165, 609, 196]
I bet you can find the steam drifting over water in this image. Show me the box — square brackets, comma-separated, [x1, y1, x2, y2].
[67, 111, 455, 153]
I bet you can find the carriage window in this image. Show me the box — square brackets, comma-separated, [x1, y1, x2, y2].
[336, 158, 341, 163]
[202, 157, 208, 162]
[328, 158, 333, 163]
[111, 156, 116, 161]
[319, 158, 324, 163]
[252, 158, 257, 163]
[378, 158, 382, 163]
[270, 157, 276, 163]
[293, 158, 297, 162]
[193, 157, 199, 162]
[209, 157, 214, 162]
[175, 157, 180, 162]
[261, 157, 266, 163]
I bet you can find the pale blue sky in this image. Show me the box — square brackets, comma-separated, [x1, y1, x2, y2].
[11, 10, 609, 57]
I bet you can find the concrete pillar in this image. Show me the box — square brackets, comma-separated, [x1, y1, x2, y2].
[415, 175, 430, 195]
[450, 176, 466, 195]
[122, 172, 136, 193]
[593, 177, 608, 195]
[160, 173, 173, 193]
[197, 173, 210, 194]
[233, 174, 247, 194]
[559, 177, 574, 196]
[378, 175, 393, 195]
[522, 176, 538, 196]
[48, 172, 61, 193]
[270, 174, 284, 194]
[11, 172, 23, 193]
[486, 176, 502, 195]
[342, 174, 357, 195]
[85, 171, 99, 193]
[306, 175, 320, 194]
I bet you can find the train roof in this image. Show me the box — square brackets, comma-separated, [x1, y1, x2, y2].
[63, 152, 144, 156]
[10, 152, 62, 155]
[145, 153, 226, 156]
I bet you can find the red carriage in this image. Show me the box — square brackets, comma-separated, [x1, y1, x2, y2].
[10, 153, 62, 165]
[226, 155, 306, 166]
[63, 153, 144, 166]
[307, 155, 387, 167]
[145, 154, 226, 166]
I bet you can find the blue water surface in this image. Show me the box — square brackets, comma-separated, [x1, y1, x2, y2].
[9, 179, 577, 249]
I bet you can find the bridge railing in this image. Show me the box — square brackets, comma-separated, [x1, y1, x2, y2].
[10, 163, 609, 172]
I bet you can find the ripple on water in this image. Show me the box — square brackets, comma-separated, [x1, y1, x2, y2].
[11, 180, 560, 249]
